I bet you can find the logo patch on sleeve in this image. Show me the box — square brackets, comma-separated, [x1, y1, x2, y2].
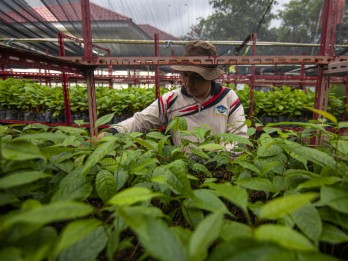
[215, 105, 228, 117]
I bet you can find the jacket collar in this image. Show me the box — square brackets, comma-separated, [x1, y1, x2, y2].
[181, 82, 222, 97]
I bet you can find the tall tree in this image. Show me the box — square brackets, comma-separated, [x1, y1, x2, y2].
[185, 0, 277, 41]
[275, 0, 323, 55]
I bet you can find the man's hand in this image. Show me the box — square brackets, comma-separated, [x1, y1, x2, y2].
[86, 131, 106, 143]
[95, 132, 106, 141]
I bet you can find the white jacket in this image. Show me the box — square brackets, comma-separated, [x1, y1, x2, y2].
[110, 83, 248, 150]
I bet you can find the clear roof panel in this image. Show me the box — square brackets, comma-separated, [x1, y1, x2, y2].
[0, 0, 347, 57]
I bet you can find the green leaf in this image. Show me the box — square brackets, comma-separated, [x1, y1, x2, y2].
[291, 204, 322, 242]
[120, 206, 187, 261]
[320, 223, 348, 244]
[0, 171, 51, 189]
[260, 161, 282, 176]
[187, 189, 229, 214]
[257, 144, 282, 157]
[0, 192, 19, 206]
[165, 160, 193, 197]
[320, 185, 348, 214]
[337, 140, 348, 155]
[191, 163, 211, 177]
[338, 122, 348, 129]
[220, 221, 252, 241]
[95, 113, 115, 129]
[219, 133, 253, 146]
[77, 138, 117, 176]
[58, 226, 108, 261]
[133, 137, 157, 150]
[306, 107, 337, 123]
[281, 141, 336, 169]
[236, 177, 276, 193]
[51, 174, 92, 202]
[114, 167, 129, 192]
[14, 132, 69, 142]
[146, 131, 166, 140]
[263, 127, 280, 134]
[178, 117, 188, 131]
[296, 176, 342, 190]
[189, 211, 224, 261]
[208, 183, 248, 212]
[199, 143, 225, 151]
[0, 247, 22, 261]
[2, 140, 45, 161]
[259, 193, 318, 219]
[235, 160, 260, 174]
[108, 187, 161, 206]
[255, 224, 316, 251]
[207, 238, 294, 261]
[182, 203, 204, 229]
[55, 126, 87, 135]
[319, 208, 348, 229]
[96, 169, 117, 203]
[18, 227, 58, 261]
[54, 219, 101, 259]
[190, 147, 210, 160]
[2, 201, 93, 229]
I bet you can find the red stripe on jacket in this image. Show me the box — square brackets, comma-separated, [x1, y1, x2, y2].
[230, 98, 240, 109]
[160, 96, 165, 114]
[202, 87, 226, 107]
[179, 104, 199, 113]
[166, 92, 175, 106]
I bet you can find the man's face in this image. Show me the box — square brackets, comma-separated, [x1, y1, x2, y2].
[182, 72, 211, 98]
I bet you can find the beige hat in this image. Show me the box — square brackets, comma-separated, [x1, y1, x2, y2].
[171, 40, 225, 81]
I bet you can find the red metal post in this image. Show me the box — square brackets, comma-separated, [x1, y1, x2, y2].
[249, 33, 257, 120]
[133, 65, 136, 86]
[62, 73, 72, 125]
[314, 0, 337, 120]
[342, 76, 348, 121]
[81, 0, 98, 136]
[58, 32, 72, 126]
[154, 33, 160, 99]
[81, 0, 93, 61]
[86, 69, 97, 136]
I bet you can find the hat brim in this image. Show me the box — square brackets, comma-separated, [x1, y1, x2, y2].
[171, 65, 224, 81]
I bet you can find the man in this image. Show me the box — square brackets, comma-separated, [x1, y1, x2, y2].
[99, 40, 248, 151]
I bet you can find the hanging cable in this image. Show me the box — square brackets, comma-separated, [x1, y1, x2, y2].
[254, 0, 274, 34]
[218, 0, 275, 56]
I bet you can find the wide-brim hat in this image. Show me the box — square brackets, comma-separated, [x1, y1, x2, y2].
[171, 40, 225, 81]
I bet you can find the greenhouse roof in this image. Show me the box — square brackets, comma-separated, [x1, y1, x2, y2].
[0, 0, 179, 57]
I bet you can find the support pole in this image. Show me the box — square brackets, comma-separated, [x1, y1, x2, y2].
[249, 33, 257, 120]
[81, 0, 97, 136]
[58, 32, 72, 126]
[85, 69, 97, 136]
[312, 0, 338, 145]
[314, 0, 337, 119]
[342, 76, 348, 121]
[154, 33, 160, 99]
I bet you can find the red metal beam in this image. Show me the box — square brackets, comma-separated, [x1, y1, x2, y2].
[1, 71, 346, 86]
[0, 44, 83, 74]
[60, 55, 348, 66]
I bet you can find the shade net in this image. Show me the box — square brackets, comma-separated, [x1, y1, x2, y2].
[0, 0, 347, 74]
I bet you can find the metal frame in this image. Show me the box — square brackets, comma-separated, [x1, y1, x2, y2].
[0, 0, 347, 136]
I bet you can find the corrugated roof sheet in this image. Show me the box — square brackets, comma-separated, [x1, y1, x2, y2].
[138, 24, 178, 40]
[42, 2, 131, 22]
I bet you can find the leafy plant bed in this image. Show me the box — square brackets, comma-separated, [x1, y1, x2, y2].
[1, 79, 346, 126]
[0, 112, 347, 260]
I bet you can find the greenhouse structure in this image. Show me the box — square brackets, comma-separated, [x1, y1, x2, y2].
[0, 0, 347, 260]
